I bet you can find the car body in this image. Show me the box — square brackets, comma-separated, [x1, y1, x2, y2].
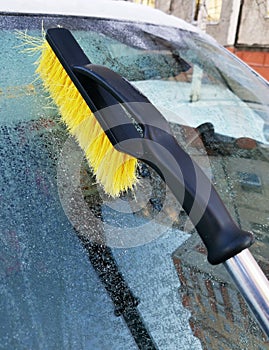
[0, 1, 268, 349]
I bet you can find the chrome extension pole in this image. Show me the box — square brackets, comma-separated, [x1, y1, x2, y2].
[224, 249, 269, 339]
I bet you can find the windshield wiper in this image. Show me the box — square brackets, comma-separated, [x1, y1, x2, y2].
[195, 122, 266, 159]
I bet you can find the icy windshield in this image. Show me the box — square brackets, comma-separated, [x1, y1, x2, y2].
[1, 14, 269, 350]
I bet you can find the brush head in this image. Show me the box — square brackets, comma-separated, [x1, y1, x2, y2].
[35, 32, 138, 197]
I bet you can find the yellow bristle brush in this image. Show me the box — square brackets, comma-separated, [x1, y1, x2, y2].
[25, 27, 254, 265]
[26, 28, 138, 197]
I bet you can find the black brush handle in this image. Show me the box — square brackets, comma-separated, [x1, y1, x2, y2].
[74, 64, 254, 265]
[46, 28, 254, 264]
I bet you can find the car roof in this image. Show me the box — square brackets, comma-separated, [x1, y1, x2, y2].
[0, 0, 199, 33]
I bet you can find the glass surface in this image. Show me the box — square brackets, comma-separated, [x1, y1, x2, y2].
[0, 14, 268, 350]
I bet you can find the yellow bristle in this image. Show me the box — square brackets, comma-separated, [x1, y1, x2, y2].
[25, 35, 138, 197]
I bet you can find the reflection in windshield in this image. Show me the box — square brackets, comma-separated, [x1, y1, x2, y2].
[75, 22, 269, 144]
[0, 14, 269, 350]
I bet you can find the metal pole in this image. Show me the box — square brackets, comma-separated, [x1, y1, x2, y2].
[224, 249, 269, 339]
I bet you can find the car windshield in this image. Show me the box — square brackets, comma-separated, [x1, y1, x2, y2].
[1, 14, 269, 350]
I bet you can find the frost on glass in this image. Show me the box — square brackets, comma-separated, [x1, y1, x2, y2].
[0, 25, 200, 349]
[1, 14, 269, 350]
